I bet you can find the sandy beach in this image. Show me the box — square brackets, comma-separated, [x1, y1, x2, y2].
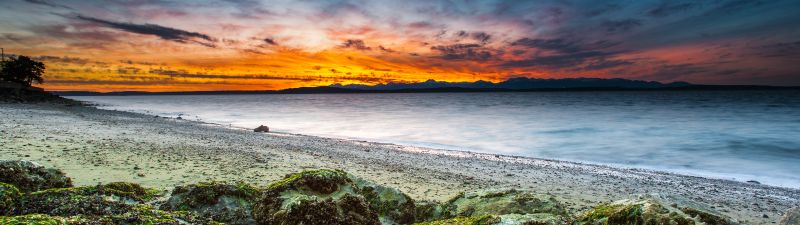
[1, 102, 798, 224]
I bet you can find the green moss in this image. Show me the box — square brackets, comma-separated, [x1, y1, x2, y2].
[681, 207, 731, 225]
[162, 181, 261, 225]
[0, 182, 21, 215]
[414, 215, 500, 225]
[577, 199, 700, 225]
[254, 170, 381, 225]
[0, 214, 68, 225]
[266, 169, 350, 194]
[0, 160, 73, 193]
[18, 182, 161, 217]
[443, 190, 568, 219]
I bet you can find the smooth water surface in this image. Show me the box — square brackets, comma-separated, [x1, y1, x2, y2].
[69, 91, 800, 188]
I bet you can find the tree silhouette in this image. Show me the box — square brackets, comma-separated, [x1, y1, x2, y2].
[1, 56, 45, 86]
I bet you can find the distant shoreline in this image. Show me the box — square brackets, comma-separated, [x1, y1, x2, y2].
[53, 84, 800, 96]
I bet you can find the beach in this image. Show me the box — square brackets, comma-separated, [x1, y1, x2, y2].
[1, 102, 798, 224]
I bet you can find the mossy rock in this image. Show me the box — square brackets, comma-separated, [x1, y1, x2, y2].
[440, 189, 568, 222]
[414, 215, 501, 225]
[161, 181, 261, 225]
[17, 182, 160, 216]
[0, 182, 22, 215]
[0, 206, 216, 225]
[0, 214, 72, 225]
[780, 207, 800, 225]
[415, 200, 450, 223]
[576, 198, 739, 225]
[0, 160, 73, 192]
[351, 175, 417, 224]
[252, 169, 381, 225]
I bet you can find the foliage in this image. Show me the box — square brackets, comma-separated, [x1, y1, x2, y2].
[0, 55, 45, 86]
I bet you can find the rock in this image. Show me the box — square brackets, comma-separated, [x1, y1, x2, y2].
[254, 125, 269, 132]
[252, 169, 381, 225]
[351, 175, 417, 224]
[0, 160, 73, 192]
[0, 206, 211, 225]
[0, 182, 21, 215]
[576, 197, 740, 225]
[17, 182, 160, 216]
[161, 181, 261, 225]
[414, 215, 500, 225]
[415, 200, 450, 223]
[746, 180, 761, 184]
[433, 189, 569, 224]
[780, 207, 800, 225]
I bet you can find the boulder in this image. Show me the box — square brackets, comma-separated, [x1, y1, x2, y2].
[414, 214, 565, 225]
[0, 206, 211, 225]
[161, 181, 261, 225]
[252, 169, 381, 225]
[254, 125, 269, 132]
[0, 160, 72, 192]
[351, 175, 417, 224]
[780, 207, 800, 225]
[17, 182, 160, 216]
[576, 197, 740, 225]
[0, 182, 21, 215]
[430, 189, 569, 224]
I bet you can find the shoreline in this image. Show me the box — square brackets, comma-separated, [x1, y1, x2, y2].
[92, 101, 800, 189]
[2, 102, 799, 223]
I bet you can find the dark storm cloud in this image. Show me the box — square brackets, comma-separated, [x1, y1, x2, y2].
[430, 44, 493, 61]
[500, 50, 622, 69]
[341, 39, 371, 50]
[602, 19, 642, 33]
[74, 15, 215, 47]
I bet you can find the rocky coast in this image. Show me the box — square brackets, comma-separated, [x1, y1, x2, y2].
[1, 102, 799, 224]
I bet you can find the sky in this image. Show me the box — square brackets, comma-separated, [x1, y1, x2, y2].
[1, 0, 799, 92]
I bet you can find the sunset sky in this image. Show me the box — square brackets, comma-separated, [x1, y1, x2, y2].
[1, 0, 799, 91]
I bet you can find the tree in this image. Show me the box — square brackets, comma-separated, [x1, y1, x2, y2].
[1, 55, 45, 86]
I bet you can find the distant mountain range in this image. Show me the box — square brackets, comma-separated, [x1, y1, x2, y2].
[54, 77, 799, 96]
[330, 77, 692, 90]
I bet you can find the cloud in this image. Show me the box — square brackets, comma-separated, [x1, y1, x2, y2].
[511, 38, 583, 53]
[33, 55, 90, 65]
[471, 32, 492, 44]
[430, 44, 493, 61]
[602, 19, 642, 33]
[74, 15, 216, 47]
[648, 2, 694, 17]
[263, 38, 277, 45]
[505, 38, 626, 69]
[341, 39, 371, 50]
[23, 0, 72, 9]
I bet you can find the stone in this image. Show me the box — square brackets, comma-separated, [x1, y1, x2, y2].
[0, 160, 72, 192]
[351, 175, 417, 224]
[780, 207, 800, 225]
[0, 182, 21, 215]
[161, 181, 261, 225]
[433, 189, 569, 224]
[254, 125, 269, 132]
[576, 197, 740, 225]
[17, 182, 160, 216]
[252, 169, 380, 225]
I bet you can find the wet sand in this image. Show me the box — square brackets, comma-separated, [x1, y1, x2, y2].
[1, 103, 798, 224]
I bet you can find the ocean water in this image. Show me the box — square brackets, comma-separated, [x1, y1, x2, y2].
[68, 91, 800, 188]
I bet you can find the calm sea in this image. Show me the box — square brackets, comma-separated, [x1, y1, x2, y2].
[69, 91, 800, 188]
